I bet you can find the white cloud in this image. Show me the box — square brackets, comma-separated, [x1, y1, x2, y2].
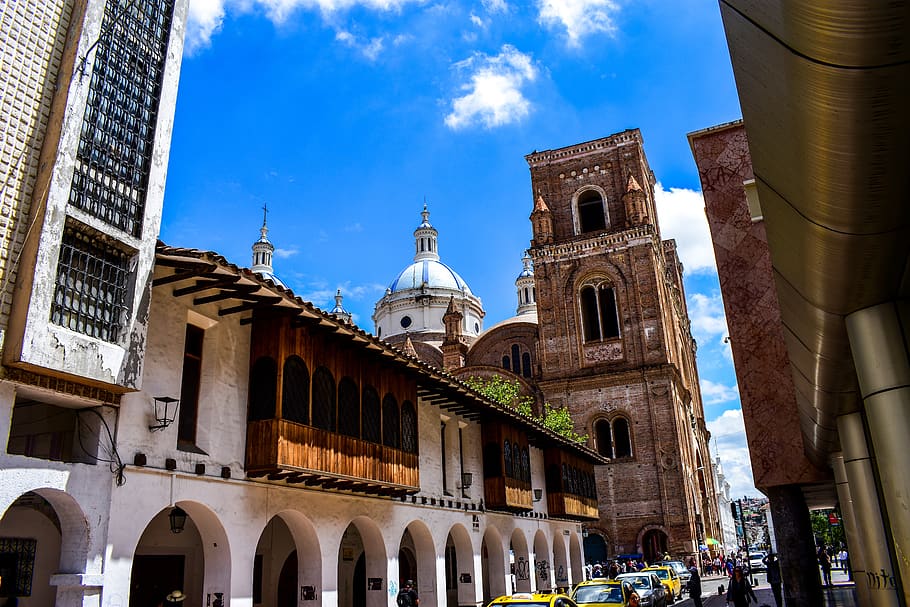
[707, 409, 761, 499]
[186, 0, 226, 54]
[445, 45, 538, 130]
[482, 0, 508, 12]
[536, 0, 619, 47]
[336, 30, 385, 60]
[700, 379, 739, 406]
[687, 291, 729, 346]
[470, 12, 486, 28]
[185, 0, 423, 53]
[654, 183, 716, 275]
[274, 247, 299, 259]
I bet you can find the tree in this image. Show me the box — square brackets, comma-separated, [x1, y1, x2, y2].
[810, 509, 846, 548]
[465, 375, 586, 443]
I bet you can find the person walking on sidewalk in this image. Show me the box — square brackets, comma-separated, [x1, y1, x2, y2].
[763, 552, 782, 607]
[725, 566, 757, 607]
[687, 557, 703, 607]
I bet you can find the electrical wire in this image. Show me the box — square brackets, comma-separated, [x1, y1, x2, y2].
[75, 407, 126, 486]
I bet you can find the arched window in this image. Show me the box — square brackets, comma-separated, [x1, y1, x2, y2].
[312, 366, 336, 431]
[511, 344, 521, 375]
[249, 356, 277, 421]
[613, 417, 632, 458]
[503, 440, 512, 477]
[521, 447, 531, 483]
[512, 443, 521, 480]
[521, 353, 532, 378]
[577, 190, 607, 233]
[502, 356, 511, 371]
[337, 376, 359, 438]
[579, 282, 620, 342]
[362, 385, 381, 443]
[595, 419, 613, 458]
[282, 356, 309, 425]
[561, 463, 569, 493]
[382, 394, 400, 448]
[401, 400, 418, 453]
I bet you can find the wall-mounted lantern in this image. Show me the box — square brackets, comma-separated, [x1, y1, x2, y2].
[149, 396, 180, 432]
[169, 506, 188, 534]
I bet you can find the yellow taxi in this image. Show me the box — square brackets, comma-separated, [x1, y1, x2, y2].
[486, 592, 579, 607]
[571, 579, 632, 606]
[641, 566, 681, 603]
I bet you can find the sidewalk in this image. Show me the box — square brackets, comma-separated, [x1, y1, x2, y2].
[678, 570, 857, 607]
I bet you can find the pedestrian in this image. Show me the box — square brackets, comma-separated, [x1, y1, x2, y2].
[725, 566, 757, 607]
[687, 557, 703, 607]
[626, 590, 642, 607]
[397, 580, 419, 607]
[818, 546, 832, 587]
[763, 552, 782, 607]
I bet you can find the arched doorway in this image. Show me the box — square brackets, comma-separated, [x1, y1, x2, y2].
[0, 491, 78, 607]
[641, 528, 668, 565]
[254, 513, 321, 607]
[583, 533, 608, 566]
[481, 527, 506, 602]
[509, 530, 531, 594]
[338, 518, 387, 607]
[398, 521, 435, 606]
[568, 533, 584, 587]
[532, 530, 551, 592]
[552, 533, 569, 592]
[129, 501, 230, 607]
[444, 524, 474, 607]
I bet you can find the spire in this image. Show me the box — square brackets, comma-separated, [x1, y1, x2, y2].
[530, 190, 554, 246]
[402, 334, 418, 358]
[515, 251, 537, 315]
[330, 289, 352, 324]
[413, 203, 439, 262]
[251, 203, 276, 276]
[626, 173, 643, 193]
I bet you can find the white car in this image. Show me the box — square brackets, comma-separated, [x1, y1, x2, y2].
[748, 552, 767, 572]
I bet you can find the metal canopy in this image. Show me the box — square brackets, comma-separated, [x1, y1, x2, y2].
[720, 1, 910, 468]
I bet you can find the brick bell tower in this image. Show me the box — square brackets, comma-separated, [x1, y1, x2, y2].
[525, 130, 720, 565]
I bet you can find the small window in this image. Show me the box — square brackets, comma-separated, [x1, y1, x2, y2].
[178, 325, 204, 446]
[401, 400, 418, 453]
[382, 394, 400, 448]
[312, 366, 336, 431]
[579, 282, 621, 343]
[503, 440, 512, 477]
[521, 353, 532, 378]
[613, 417, 632, 458]
[249, 357, 277, 421]
[401, 316, 412, 329]
[362, 386, 381, 443]
[578, 190, 607, 233]
[337, 377, 359, 438]
[511, 345, 521, 374]
[502, 356, 510, 370]
[282, 356, 310, 425]
[595, 419, 613, 458]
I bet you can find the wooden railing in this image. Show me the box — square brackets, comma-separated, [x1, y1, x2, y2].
[246, 419, 419, 489]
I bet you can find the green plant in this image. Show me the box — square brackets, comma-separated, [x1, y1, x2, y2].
[465, 375, 587, 443]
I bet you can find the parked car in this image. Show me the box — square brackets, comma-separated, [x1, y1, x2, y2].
[571, 579, 633, 606]
[616, 572, 669, 607]
[656, 561, 691, 592]
[641, 566, 682, 603]
[487, 592, 578, 607]
[748, 552, 767, 572]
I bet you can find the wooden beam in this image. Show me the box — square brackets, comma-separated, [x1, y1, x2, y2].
[172, 275, 242, 296]
[194, 285, 260, 305]
[218, 297, 283, 316]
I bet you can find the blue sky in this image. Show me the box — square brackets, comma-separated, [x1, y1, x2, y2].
[160, 0, 759, 498]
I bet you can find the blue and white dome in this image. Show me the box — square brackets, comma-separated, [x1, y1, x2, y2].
[373, 205, 485, 344]
[389, 260, 473, 295]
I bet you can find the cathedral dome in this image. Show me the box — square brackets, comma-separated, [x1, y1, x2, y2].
[389, 259, 473, 295]
[373, 205, 485, 344]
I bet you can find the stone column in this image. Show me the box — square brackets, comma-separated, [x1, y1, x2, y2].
[836, 413, 899, 605]
[830, 452, 870, 605]
[765, 485, 823, 607]
[846, 302, 910, 602]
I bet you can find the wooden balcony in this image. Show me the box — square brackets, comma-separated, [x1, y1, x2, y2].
[546, 492, 599, 521]
[246, 419, 419, 497]
[484, 476, 533, 512]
